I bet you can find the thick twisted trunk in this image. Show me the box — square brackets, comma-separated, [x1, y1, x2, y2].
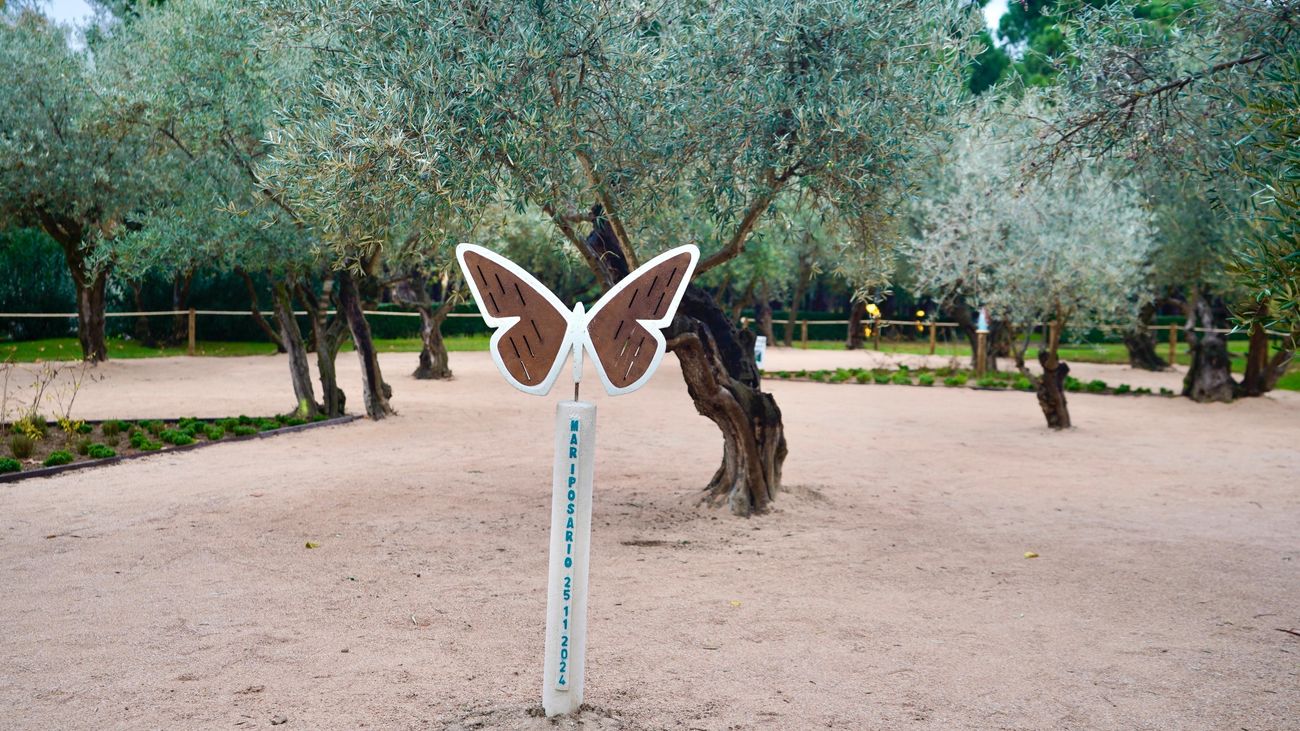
[1123, 303, 1167, 371]
[1237, 320, 1292, 397]
[570, 210, 786, 516]
[1182, 298, 1236, 403]
[75, 270, 109, 363]
[337, 269, 393, 419]
[405, 270, 454, 380]
[846, 301, 866, 350]
[48, 219, 108, 362]
[414, 300, 454, 380]
[299, 278, 348, 417]
[272, 281, 321, 418]
[1035, 350, 1071, 429]
[668, 286, 786, 516]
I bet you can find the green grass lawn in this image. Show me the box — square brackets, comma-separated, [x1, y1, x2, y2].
[1, 334, 494, 362]
[5, 333, 1296, 392]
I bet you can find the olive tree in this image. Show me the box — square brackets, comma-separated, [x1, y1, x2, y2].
[908, 108, 1155, 428]
[257, 0, 978, 514]
[0, 7, 160, 361]
[1040, 0, 1297, 398]
[94, 0, 360, 417]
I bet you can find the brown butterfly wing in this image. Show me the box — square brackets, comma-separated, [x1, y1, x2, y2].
[586, 250, 695, 390]
[460, 248, 569, 389]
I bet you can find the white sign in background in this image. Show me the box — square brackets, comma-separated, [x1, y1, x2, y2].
[541, 400, 597, 715]
[754, 335, 767, 370]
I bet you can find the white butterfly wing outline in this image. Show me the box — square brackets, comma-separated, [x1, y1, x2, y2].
[456, 243, 700, 397]
[580, 245, 699, 396]
[456, 243, 578, 396]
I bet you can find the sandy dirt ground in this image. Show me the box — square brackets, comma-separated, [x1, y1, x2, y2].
[1, 347, 1297, 730]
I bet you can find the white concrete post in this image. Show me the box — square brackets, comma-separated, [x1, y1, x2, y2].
[542, 400, 596, 715]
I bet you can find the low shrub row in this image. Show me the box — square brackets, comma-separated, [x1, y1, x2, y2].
[766, 366, 1175, 397]
[1, 411, 335, 478]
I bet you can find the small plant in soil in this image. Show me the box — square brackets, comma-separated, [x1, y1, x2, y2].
[0, 457, 20, 473]
[43, 450, 74, 467]
[159, 429, 196, 446]
[890, 371, 912, 385]
[1013, 376, 1034, 391]
[1115, 384, 1131, 395]
[8, 433, 35, 459]
[203, 425, 226, 440]
[918, 373, 935, 386]
[943, 374, 968, 387]
[232, 425, 258, 437]
[1085, 379, 1108, 393]
[87, 444, 116, 459]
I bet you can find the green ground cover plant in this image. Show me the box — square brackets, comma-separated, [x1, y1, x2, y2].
[768, 366, 1180, 400]
[0, 413, 341, 479]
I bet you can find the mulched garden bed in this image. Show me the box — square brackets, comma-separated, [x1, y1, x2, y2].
[0, 414, 359, 483]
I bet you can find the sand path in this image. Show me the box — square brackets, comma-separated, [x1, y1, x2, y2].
[1, 348, 1296, 729]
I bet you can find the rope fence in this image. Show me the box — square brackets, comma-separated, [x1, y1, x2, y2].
[1, 310, 1290, 362]
[740, 316, 1290, 362]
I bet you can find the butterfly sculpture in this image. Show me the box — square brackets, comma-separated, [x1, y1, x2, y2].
[456, 243, 700, 397]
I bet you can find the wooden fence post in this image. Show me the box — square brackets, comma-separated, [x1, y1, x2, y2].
[1167, 324, 1177, 365]
[928, 323, 937, 355]
[187, 307, 197, 356]
[873, 322, 882, 351]
[976, 331, 987, 377]
[800, 320, 808, 349]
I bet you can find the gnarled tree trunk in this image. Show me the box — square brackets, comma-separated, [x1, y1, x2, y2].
[75, 270, 109, 363]
[571, 211, 786, 515]
[404, 270, 454, 380]
[1035, 350, 1071, 429]
[40, 213, 109, 362]
[669, 286, 787, 516]
[272, 281, 321, 418]
[1237, 319, 1292, 397]
[1182, 297, 1236, 403]
[337, 269, 393, 419]
[298, 278, 348, 417]
[1123, 303, 1167, 371]
[846, 301, 866, 350]
[414, 300, 454, 380]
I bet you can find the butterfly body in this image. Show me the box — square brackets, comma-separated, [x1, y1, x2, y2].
[456, 243, 700, 397]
